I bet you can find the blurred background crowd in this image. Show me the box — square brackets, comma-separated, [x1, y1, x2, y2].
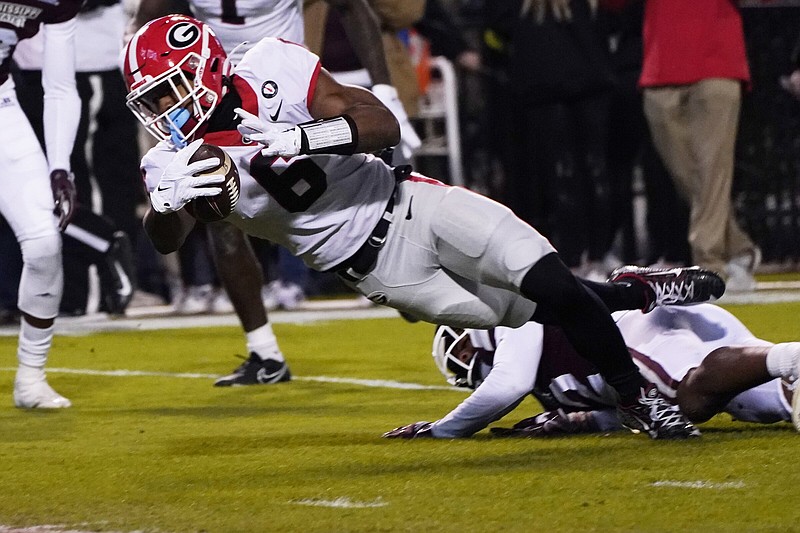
[3, 0, 800, 322]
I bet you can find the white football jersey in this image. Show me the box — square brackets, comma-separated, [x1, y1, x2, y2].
[141, 37, 396, 271]
[189, 0, 303, 62]
[431, 304, 789, 437]
[613, 304, 773, 390]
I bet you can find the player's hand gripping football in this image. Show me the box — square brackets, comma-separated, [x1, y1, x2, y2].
[150, 139, 223, 214]
[50, 169, 76, 231]
[382, 421, 434, 439]
[235, 107, 301, 157]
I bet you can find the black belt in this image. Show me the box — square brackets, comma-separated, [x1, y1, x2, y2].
[334, 165, 411, 282]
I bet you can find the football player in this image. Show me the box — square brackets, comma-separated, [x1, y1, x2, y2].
[0, 0, 82, 407]
[128, 0, 416, 387]
[122, 15, 724, 439]
[384, 302, 800, 439]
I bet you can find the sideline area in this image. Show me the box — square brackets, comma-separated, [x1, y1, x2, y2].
[0, 281, 798, 337]
[0, 295, 397, 336]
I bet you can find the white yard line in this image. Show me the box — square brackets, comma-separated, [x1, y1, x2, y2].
[289, 497, 388, 508]
[651, 480, 746, 490]
[0, 304, 399, 337]
[0, 366, 463, 392]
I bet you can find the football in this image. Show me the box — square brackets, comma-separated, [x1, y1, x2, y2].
[185, 143, 240, 223]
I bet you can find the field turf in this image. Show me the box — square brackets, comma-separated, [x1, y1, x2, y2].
[1, 302, 799, 532]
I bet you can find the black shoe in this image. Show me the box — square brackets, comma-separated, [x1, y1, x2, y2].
[214, 353, 292, 387]
[609, 265, 725, 313]
[617, 384, 701, 440]
[98, 231, 135, 316]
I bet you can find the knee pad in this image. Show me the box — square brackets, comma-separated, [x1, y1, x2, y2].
[435, 188, 555, 291]
[18, 233, 63, 319]
[480, 215, 556, 289]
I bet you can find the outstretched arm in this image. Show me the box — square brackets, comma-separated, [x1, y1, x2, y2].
[384, 324, 544, 439]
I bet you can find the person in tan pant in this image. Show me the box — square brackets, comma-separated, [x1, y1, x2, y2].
[638, 0, 760, 291]
[644, 78, 757, 288]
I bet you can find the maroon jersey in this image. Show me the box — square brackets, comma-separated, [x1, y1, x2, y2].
[534, 325, 619, 412]
[0, 0, 81, 83]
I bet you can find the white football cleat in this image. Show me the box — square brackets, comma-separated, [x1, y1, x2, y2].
[14, 371, 71, 409]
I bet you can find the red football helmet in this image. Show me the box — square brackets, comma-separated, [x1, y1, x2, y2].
[122, 15, 231, 147]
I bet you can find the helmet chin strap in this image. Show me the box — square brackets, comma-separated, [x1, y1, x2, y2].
[223, 41, 249, 73]
[168, 107, 191, 148]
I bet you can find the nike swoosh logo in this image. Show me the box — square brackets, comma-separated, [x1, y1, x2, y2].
[157, 185, 169, 192]
[113, 260, 133, 298]
[405, 196, 413, 220]
[269, 100, 283, 122]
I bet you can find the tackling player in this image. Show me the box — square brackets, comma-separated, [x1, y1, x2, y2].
[122, 15, 724, 439]
[383, 301, 800, 439]
[0, 0, 82, 407]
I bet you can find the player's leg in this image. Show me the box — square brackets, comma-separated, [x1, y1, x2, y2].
[432, 185, 699, 439]
[336, 180, 536, 327]
[0, 90, 69, 408]
[679, 343, 800, 424]
[206, 221, 290, 386]
[605, 265, 725, 312]
[578, 278, 651, 313]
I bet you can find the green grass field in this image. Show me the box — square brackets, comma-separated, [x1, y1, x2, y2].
[1, 302, 800, 532]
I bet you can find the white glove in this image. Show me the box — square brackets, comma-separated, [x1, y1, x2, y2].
[371, 84, 422, 161]
[235, 107, 302, 157]
[150, 139, 224, 214]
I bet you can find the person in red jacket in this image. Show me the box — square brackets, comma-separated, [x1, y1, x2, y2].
[639, 0, 760, 292]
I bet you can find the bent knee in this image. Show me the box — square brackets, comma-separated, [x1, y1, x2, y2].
[677, 369, 720, 424]
[20, 233, 61, 264]
[18, 233, 63, 318]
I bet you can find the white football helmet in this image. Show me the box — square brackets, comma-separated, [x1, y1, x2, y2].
[432, 325, 482, 389]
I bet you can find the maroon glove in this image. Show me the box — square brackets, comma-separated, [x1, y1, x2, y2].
[382, 421, 434, 439]
[50, 169, 76, 231]
[490, 409, 600, 438]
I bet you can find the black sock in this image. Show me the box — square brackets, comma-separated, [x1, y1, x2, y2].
[579, 279, 647, 312]
[521, 253, 644, 400]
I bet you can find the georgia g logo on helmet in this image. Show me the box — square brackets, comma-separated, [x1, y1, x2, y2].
[166, 21, 201, 50]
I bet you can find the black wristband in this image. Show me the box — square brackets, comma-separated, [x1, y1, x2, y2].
[298, 115, 358, 155]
